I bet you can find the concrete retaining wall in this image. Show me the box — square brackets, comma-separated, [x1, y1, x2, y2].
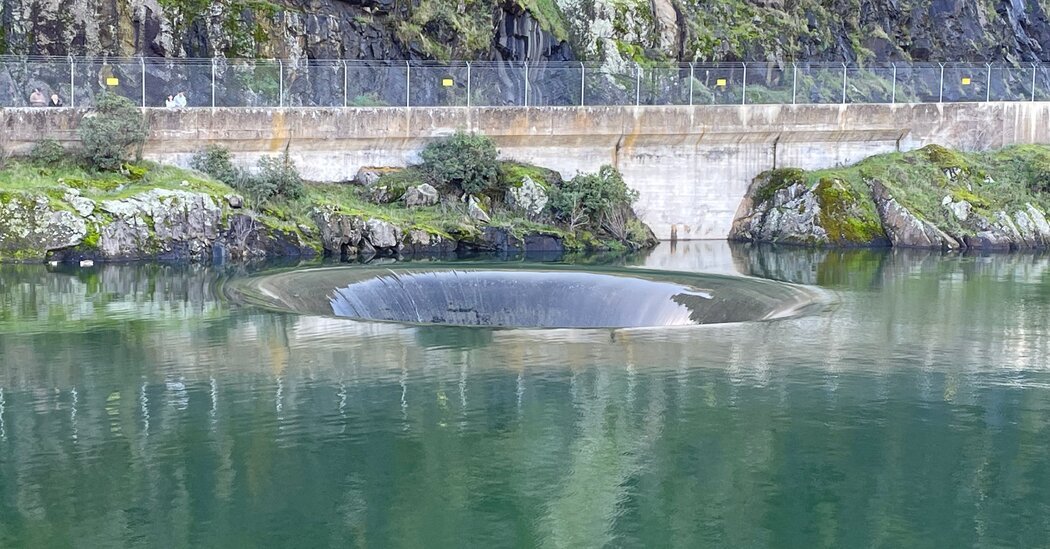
[3, 103, 1049, 240]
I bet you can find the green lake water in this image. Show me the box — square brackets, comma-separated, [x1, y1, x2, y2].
[1, 243, 1048, 547]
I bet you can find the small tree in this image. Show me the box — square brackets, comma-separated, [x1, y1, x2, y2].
[549, 165, 639, 232]
[28, 139, 66, 165]
[78, 92, 148, 171]
[190, 145, 240, 186]
[232, 152, 304, 204]
[419, 131, 500, 195]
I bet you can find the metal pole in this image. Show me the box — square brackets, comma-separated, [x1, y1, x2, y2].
[580, 62, 585, 106]
[741, 62, 747, 105]
[69, 56, 74, 108]
[1032, 63, 1037, 101]
[689, 62, 695, 106]
[211, 57, 216, 109]
[524, 63, 529, 107]
[891, 63, 896, 104]
[406, 61, 411, 107]
[635, 63, 641, 106]
[343, 60, 348, 108]
[841, 62, 847, 104]
[278, 59, 284, 108]
[140, 56, 145, 108]
[792, 63, 797, 105]
[986, 63, 992, 102]
[938, 63, 944, 103]
[466, 61, 471, 108]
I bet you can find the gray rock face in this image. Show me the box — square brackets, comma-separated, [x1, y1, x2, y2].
[0, 193, 87, 260]
[365, 218, 402, 249]
[730, 181, 828, 245]
[871, 181, 961, 249]
[943, 196, 971, 222]
[99, 189, 223, 260]
[404, 183, 439, 208]
[467, 195, 491, 224]
[354, 168, 384, 187]
[312, 207, 364, 256]
[64, 188, 96, 217]
[506, 176, 548, 218]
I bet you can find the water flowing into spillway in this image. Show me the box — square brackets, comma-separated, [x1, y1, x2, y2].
[227, 265, 827, 328]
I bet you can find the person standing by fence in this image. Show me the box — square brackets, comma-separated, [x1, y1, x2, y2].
[29, 89, 46, 107]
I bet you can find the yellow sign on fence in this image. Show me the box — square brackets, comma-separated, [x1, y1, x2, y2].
[716, 78, 727, 87]
[106, 77, 119, 86]
[442, 78, 454, 87]
[961, 77, 971, 85]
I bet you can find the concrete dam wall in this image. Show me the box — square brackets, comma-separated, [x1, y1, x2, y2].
[4, 103, 1050, 240]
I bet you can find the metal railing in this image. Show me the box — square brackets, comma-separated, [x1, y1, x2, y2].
[3, 56, 1050, 108]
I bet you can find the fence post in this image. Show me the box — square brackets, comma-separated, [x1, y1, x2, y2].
[580, 62, 585, 106]
[406, 61, 411, 107]
[69, 56, 75, 108]
[891, 63, 896, 104]
[211, 57, 216, 109]
[278, 59, 284, 108]
[986, 63, 991, 102]
[689, 62, 695, 106]
[635, 63, 641, 106]
[791, 63, 797, 105]
[343, 60, 348, 108]
[1031, 63, 1037, 101]
[741, 62, 747, 105]
[938, 62, 944, 103]
[524, 63, 529, 107]
[841, 62, 847, 104]
[139, 56, 145, 108]
[466, 61, 471, 108]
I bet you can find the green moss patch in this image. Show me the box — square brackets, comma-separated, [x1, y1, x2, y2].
[813, 177, 885, 244]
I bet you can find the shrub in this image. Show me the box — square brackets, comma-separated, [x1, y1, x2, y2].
[255, 153, 304, 199]
[232, 152, 304, 204]
[419, 131, 499, 195]
[190, 145, 240, 186]
[78, 92, 148, 171]
[548, 165, 639, 232]
[28, 139, 66, 165]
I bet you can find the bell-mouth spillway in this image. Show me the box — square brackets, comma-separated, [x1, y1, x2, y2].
[226, 264, 829, 329]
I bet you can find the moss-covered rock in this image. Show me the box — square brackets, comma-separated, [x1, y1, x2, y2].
[734, 144, 1050, 250]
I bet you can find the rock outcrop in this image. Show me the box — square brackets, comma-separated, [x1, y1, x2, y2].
[0, 192, 87, 261]
[734, 151, 1050, 251]
[730, 169, 887, 247]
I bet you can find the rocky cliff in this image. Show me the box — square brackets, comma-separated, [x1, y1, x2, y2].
[4, 0, 1050, 64]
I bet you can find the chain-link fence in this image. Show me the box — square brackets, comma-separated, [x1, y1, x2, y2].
[4, 56, 1050, 108]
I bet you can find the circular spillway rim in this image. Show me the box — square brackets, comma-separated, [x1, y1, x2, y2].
[224, 263, 832, 330]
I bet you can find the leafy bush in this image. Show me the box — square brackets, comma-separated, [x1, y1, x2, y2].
[29, 139, 66, 165]
[419, 131, 500, 195]
[190, 145, 240, 186]
[78, 92, 148, 171]
[255, 154, 304, 199]
[232, 153, 304, 204]
[548, 165, 639, 233]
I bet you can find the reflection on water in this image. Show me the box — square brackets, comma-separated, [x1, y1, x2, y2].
[0, 245, 1049, 547]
